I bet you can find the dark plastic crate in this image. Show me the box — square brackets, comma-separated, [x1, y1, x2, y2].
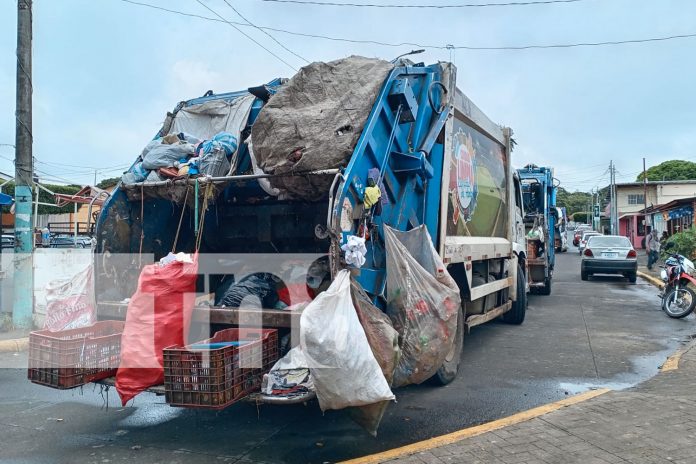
[163, 328, 279, 409]
[28, 321, 124, 389]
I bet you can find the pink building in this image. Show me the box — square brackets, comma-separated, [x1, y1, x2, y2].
[614, 180, 696, 249]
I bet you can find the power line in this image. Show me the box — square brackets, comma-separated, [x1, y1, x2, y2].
[116, 0, 696, 52]
[193, 0, 299, 71]
[221, 0, 310, 63]
[258, 0, 584, 8]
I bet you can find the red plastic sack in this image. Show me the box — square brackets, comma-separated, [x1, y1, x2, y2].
[116, 256, 198, 405]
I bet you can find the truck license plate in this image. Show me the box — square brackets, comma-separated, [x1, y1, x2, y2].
[602, 252, 618, 258]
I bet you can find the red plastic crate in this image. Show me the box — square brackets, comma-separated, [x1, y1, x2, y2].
[163, 328, 279, 409]
[28, 321, 124, 389]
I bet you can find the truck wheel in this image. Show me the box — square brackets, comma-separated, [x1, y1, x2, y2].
[503, 264, 526, 325]
[539, 276, 552, 295]
[432, 306, 464, 386]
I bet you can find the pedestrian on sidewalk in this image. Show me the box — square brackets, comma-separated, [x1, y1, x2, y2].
[646, 230, 660, 270]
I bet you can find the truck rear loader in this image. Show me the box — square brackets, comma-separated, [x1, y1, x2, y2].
[96, 57, 528, 387]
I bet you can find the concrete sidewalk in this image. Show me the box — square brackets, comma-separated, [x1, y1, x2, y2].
[353, 341, 696, 464]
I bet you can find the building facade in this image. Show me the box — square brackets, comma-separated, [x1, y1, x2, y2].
[614, 180, 696, 248]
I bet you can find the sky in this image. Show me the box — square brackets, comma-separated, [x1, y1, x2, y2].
[0, 0, 694, 191]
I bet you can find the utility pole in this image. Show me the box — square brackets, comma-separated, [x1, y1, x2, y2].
[13, 0, 33, 329]
[643, 157, 649, 236]
[609, 160, 617, 234]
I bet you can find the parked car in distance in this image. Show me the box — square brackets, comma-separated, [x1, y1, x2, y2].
[50, 235, 92, 249]
[581, 235, 637, 282]
[1, 234, 14, 248]
[573, 225, 591, 246]
[578, 231, 601, 254]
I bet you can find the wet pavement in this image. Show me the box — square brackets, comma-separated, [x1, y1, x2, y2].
[1, 249, 694, 464]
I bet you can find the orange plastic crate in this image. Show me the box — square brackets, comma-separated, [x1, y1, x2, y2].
[28, 321, 124, 389]
[163, 328, 279, 409]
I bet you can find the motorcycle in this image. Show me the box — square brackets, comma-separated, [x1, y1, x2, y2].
[660, 254, 696, 318]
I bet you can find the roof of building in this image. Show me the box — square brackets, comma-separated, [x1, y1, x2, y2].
[54, 186, 110, 207]
[639, 196, 696, 214]
[615, 180, 696, 187]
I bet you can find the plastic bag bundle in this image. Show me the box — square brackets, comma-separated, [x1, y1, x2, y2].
[384, 226, 461, 387]
[341, 235, 367, 267]
[300, 270, 394, 411]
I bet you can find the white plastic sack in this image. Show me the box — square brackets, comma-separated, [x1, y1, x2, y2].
[385, 226, 461, 387]
[141, 141, 195, 170]
[301, 270, 395, 411]
[43, 265, 96, 331]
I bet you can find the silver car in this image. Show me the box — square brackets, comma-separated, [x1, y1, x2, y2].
[581, 235, 637, 282]
[578, 231, 601, 254]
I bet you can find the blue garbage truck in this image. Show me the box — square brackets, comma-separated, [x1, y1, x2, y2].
[96, 56, 529, 385]
[517, 164, 558, 295]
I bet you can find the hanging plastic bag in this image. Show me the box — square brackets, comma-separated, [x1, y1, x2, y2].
[348, 279, 401, 436]
[301, 270, 394, 411]
[385, 226, 461, 387]
[116, 255, 198, 405]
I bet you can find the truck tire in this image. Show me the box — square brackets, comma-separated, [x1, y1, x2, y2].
[503, 264, 526, 325]
[539, 276, 552, 295]
[432, 306, 464, 386]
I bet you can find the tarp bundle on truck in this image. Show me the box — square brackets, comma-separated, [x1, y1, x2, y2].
[251, 56, 394, 200]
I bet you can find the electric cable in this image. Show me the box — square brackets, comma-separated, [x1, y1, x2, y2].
[258, 0, 584, 8]
[117, 0, 696, 51]
[193, 0, 299, 71]
[221, 0, 310, 63]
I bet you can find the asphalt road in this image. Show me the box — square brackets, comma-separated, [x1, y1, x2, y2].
[1, 249, 695, 464]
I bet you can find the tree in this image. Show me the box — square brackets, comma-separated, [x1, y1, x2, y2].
[556, 187, 592, 215]
[572, 212, 589, 223]
[637, 160, 696, 182]
[1, 182, 81, 215]
[97, 177, 120, 189]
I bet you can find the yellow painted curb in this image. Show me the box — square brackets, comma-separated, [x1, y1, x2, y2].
[340, 388, 611, 464]
[661, 339, 696, 372]
[0, 337, 29, 353]
[637, 271, 664, 289]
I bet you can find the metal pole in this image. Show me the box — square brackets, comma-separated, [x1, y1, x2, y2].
[13, 0, 33, 329]
[73, 202, 78, 245]
[643, 157, 648, 231]
[33, 183, 38, 229]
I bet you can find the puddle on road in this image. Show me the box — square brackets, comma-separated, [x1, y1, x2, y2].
[551, 334, 695, 396]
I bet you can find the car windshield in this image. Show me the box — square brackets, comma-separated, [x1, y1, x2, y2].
[582, 232, 600, 239]
[587, 236, 632, 248]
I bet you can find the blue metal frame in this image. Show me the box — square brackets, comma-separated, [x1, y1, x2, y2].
[518, 166, 557, 270]
[330, 63, 449, 301]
